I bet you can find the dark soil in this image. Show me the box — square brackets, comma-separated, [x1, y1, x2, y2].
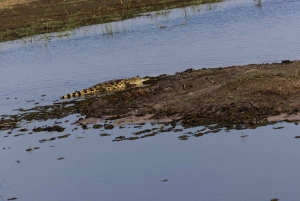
[2, 60, 300, 132]
[32, 125, 65, 132]
[73, 60, 300, 130]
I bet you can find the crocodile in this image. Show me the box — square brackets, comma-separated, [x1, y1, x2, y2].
[61, 76, 149, 99]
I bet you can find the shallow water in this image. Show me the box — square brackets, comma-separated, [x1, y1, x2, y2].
[1, 0, 300, 200]
[1, 119, 300, 201]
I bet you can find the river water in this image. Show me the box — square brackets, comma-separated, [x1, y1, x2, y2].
[1, 0, 300, 200]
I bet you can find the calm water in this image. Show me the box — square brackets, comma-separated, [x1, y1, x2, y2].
[1, 119, 300, 201]
[1, 0, 300, 200]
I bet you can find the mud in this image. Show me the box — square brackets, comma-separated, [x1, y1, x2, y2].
[1, 60, 300, 132]
[74, 60, 300, 130]
[32, 125, 65, 132]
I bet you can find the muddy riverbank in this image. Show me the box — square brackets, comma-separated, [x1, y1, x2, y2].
[0, 0, 222, 42]
[1, 60, 300, 132]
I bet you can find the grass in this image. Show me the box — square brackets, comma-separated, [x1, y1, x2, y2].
[0, 0, 223, 42]
[102, 24, 114, 35]
[222, 69, 300, 95]
[101, 22, 131, 35]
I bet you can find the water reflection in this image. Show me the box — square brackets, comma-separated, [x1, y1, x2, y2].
[1, 117, 300, 200]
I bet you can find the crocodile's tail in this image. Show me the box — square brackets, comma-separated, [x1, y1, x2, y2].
[61, 87, 98, 99]
[61, 77, 149, 99]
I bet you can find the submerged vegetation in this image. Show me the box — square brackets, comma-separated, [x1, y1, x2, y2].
[0, 0, 223, 42]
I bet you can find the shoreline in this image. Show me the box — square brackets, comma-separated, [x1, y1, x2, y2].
[0, 0, 222, 43]
[1, 60, 300, 132]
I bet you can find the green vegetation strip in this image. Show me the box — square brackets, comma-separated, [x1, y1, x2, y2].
[0, 0, 222, 42]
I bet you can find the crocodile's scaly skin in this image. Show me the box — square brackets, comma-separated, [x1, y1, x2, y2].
[61, 76, 149, 99]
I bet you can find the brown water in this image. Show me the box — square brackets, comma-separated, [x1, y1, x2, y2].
[1, 0, 300, 200]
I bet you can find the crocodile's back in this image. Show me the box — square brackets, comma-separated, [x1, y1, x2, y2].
[61, 76, 149, 99]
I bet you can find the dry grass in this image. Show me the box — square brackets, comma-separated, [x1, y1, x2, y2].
[222, 69, 300, 95]
[0, 0, 37, 9]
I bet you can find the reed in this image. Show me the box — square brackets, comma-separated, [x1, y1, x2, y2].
[102, 24, 114, 35]
[0, 180, 3, 201]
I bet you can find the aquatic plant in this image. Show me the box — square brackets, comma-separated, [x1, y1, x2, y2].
[153, 10, 171, 19]
[254, 0, 262, 6]
[0, 44, 4, 54]
[0, 180, 4, 201]
[152, 21, 166, 28]
[102, 24, 114, 35]
[121, 22, 127, 32]
[241, 132, 248, 138]
[101, 22, 132, 36]
[56, 30, 73, 38]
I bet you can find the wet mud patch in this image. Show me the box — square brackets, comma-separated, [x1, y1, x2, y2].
[32, 125, 65, 133]
[100, 133, 112, 137]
